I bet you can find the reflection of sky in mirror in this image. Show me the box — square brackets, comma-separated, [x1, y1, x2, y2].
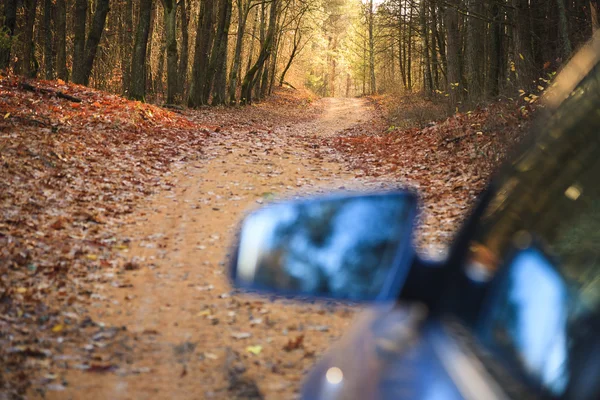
[495, 251, 569, 395]
[236, 195, 411, 299]
[314, 200, 407, 294]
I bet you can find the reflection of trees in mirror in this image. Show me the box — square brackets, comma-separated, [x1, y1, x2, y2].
[252, 196, 411, 299]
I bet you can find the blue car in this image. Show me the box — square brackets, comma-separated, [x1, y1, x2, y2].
[229, 37, 600, 400]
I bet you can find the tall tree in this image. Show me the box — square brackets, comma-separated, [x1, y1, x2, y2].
[466, 0, 485, 101]
[145, 2, 157, 94]
[177, 0, 190, 99]
[55, 0, 68, 80]
[556, 0, 572, 60]
[445, 0, 461, 109]
[253, 1, 267, 96]
[210, 0, 233, 105]
[243, 8, 260, 82]
[72, 0, 88, 82]
[22, 0, 39, 77]
[122, 0, 133, 94]
[513, 0, 534, 90]
[420, 0, 433, 94]
[161, 0, 178, 103]
[487, 0, 503, 97]
[279, 13, 308, 86]
[130, 0, 153, 100]
[43, 0, 55, 79]
[0, 0, 18, 69]
[228, 0, 255, 103]
[72, 0, 111, 85]
[368, 0, 376, 94]
[241, 0, 278, 104]
[429, 0, 440, 89]
[188, 0, 216, 107]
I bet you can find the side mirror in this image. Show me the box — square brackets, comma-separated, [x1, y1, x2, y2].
[230, 192, 418, 301]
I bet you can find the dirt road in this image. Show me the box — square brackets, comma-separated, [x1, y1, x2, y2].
[48, 97, 396, 399]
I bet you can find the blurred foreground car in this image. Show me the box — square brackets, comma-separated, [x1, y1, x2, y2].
[228, 35, 600, 400]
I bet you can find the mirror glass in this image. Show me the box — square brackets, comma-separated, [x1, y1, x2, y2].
[232, 193, 417, 301]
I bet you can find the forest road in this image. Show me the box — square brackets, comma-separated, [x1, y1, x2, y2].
[46, 97, 394, 400]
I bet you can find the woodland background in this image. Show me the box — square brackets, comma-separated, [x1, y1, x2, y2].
[3, 0, 600, 398]
[1, 0, 600, 108]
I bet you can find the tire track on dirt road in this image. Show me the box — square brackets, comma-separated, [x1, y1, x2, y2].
[47, 97, 398, 400]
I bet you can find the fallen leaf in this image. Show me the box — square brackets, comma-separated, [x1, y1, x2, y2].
[246, 345, 263, 355]
[283, 335, 304, 351]
[231, 332, 252, 340]
[86, 363, 117, 373]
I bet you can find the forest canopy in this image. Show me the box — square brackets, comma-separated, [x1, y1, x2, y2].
[1, 0, 599, 107]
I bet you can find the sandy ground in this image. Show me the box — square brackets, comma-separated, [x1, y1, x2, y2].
[45, 98, 402, 399]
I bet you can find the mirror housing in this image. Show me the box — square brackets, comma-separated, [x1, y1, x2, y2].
[230, 192, 418, 302]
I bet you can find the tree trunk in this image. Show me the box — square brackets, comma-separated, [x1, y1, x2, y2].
[188, 0, 216, 107]
[431, 0, 446, 81]
[210, 0, 232, 105]
[407, 2, 413, 91]
[122, 0, 133, 94]
[244, 8, 259, 78]
[228, 0, 249, 104]
[398, 12, 406, 89]
[391, 39, 395, 83]
[420, 0, 433, 94]
[513, 0, 534, 90]
[72, 0, 88, 83]
[241, 0, 278, 104]
[466, 0, 485, 101]
[445, 0, 461, 109]
[253, 2, 266, 98]
[77, 0, 110, 85]
[55, 0, 68, 80]
[556, 0, 572, 60]
[161, 0, 178, 104]
[368, 0, 376, 94]
[364, 34, 367, 94]
[487, 0, 502, 97]
[279, 34, 300, 86]
[156, 30, 167, 97]
[145, 2, 156, 95]
[177, 0, 190, 99]
[130, 0, 153, 100]
[0, 0, 17, 69]
[429, 11, 439, 89]
[259, 55, 270, 98]
[21, 0, 39, 77]
[43, 0, 55, 79]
